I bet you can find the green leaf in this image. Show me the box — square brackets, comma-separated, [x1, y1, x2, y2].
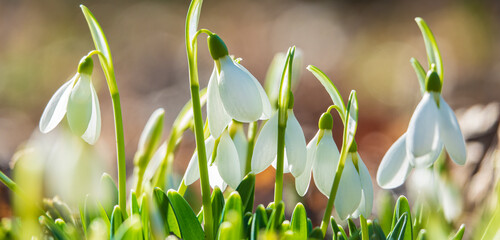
[186, 0, 203, 46]
[222, 192, 243, 222]
[250, 205, 268, 240]
[167, 190, 205, 239]
[139, 195, 150, 240]
[391, 196, 412, 240]
[99, 173, 119, 218]
[80, 5, 116, 92]
[387, 213, 408, 240]
[266, 201, 284, 231]
[450, 224, 465, 240]
[131, 191, 140, 216]
[416, 229, 426, 240]
[368, 220, 387, 240]
[211, 187, 225, 236]
[113, 215, 143, 240]
[236, 173, 255, 214]
[377, 191, 394, 235]
[330, 217, 341, 238]
[410, 58, 427, 95]
[415, 17, 443, 82]
[153, 188, 180, 237]
[242, 212, 253, 239]
[97, 201, 111, 231]
[344, 90, 358, 150]
[307, 65, 346, 122]
[290, 203, 307, 239]
[308, 227, 324, 240]
[110, 206, 124, 239]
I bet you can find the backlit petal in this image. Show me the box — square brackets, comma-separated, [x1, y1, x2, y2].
[377, 134, 412, 189]
[218, 56, 263, 122]
[407, 92, 441, 165]
[39, 75, 76, 133]
[285, 111, 307, 177]
[216, 130, 242, 189]
[438, 96, 467, 165]
[353, 155, 373, 218]
[209, 163, 227, 191]
[295, 132, 319, 196]
[184, 137, 215, 186]
[335, 154, 362, 220]
[252, 112, 278, 174]
[312, 131, 340, 196]
[207, 66, 231, 138]
[67, 74, 93, 136]
[81, 83, 101, 144]
[232, 127, 248, 178]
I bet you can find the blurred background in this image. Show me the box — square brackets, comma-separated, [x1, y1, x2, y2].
[1, 0, 499, 237]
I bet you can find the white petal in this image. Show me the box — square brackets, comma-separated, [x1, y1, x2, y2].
[252, 113, 278, 174]
[208, 163, 227, 192]
[411, 145, 443, 168]
[312, 131, 340, 196]
[295, 132, 319, 196]
[438, 177, 462, 221]
[353, 155, 373, 218]
[143, 142, 167, 184]
[334, 154, 362, 220]
[377, 134, 412, 189]
[438, 96, 467, 165]
[407, 92, 441, 166]
[39, 76, 76, 133]
[67, 74, 93, 136]
[184, 137, 215, 186]
[81, 83, 101, 144]
[232, 127, 248, 178]
[285, 111, 307, 177]
[218, 56, 263, 122]
[233, 59, 273, 120]
[207, 66, 231, 138]
[216, 131, 242, 189]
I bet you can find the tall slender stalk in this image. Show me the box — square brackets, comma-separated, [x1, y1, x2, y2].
[184, 1, 213, 238]
[274, 124, 286, 204]
[245, 122, 257, 175]
[360, 215, 369, 240]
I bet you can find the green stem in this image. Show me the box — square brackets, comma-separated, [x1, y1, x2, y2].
[320, 140, 348, 236]
[110, 92, 128, 219]
[274, 123, 286, 204]
[360, 215, 369, 240]
[135, 168, 145, 196]
[245, 121, 258, 175]
[186, 27, 213, 238]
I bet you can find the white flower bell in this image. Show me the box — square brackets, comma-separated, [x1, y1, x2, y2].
[206, 34, 272, 138]
[183, 122, 247, 191]
[294, 112, 373, 219]
[251, 94, 307, 177]
[377, 69, 466, 189]
[39, 56, 101, 145]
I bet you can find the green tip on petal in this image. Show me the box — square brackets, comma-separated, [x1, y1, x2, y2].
[77, 55, 94, 76]
[425, 66, 442, 93]
[318, 112, 333, 130]
[208, 34, 229, 60]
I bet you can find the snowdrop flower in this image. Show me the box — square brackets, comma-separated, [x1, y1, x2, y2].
[183, 122, 247, 191]
[206, 34, 272, 138]
[294, 112, 372, 219]
[39, 56, 101, 145]
[251, 94, 307, 177]
[377, 69, 466, 189]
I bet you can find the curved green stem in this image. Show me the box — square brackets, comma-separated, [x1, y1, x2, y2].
[320, 138, 348, 235]
[245, 121, 258, 175]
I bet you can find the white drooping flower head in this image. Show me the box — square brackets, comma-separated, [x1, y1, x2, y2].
[206, 34, 272, 138]
[377, 68, 466, 189]
[39, 55, 101, 145]
[251, 94, 307, 178]
[294, 112, 373, 220]
[183, 122, 248, 191]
